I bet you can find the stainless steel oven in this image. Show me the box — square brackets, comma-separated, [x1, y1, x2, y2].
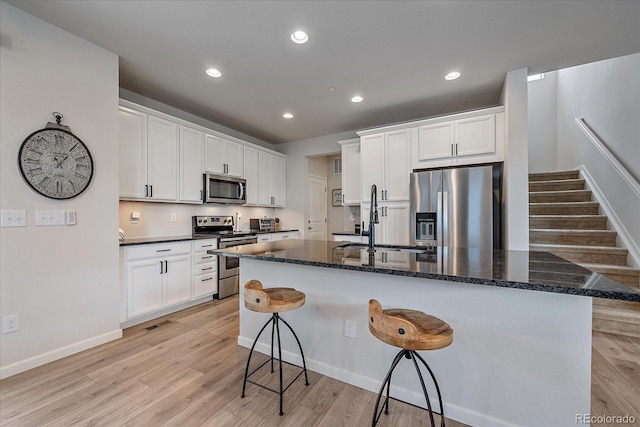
[217, 235, 257, 298]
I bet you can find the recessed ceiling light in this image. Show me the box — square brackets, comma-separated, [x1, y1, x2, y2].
[206, 68, 222, 78]
[445, 71, 461, 81]
[351, 95, 364, 103]
[283, 113, 294, 119]
[290, 30, 309, 44]
[328, 87, 336, 93]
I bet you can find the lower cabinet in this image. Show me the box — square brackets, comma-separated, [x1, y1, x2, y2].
[362, 202, 410, 246]
[122, 240, 219, 324]
[125, 243, 192, 319]
[257, 231, 298, 243]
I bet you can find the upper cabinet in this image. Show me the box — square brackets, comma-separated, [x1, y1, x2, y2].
[204, 135, 244, 178]
[179, 125, 204, 203]
[339, 139, 360, 205]
[118, 100, 286, 206]
[360, 129, 411, 202]
[258, 151, 285, 207]
[413, 107, 504, 169]
[119, 106, 178, 202]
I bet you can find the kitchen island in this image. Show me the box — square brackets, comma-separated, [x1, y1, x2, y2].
[212, 240, 640, 427]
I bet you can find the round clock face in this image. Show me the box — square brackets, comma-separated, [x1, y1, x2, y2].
[18, 128, 94, 199]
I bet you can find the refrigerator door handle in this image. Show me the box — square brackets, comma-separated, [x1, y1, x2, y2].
[437, 191, 443, 246]
[442, 191, 449, 247]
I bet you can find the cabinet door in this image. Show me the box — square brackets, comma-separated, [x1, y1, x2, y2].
[164, 254, 192, 307]
[384, 130, 411, 201]
[223, 139, 244, 177]
[341, 143, 361, 204]
[360, 134, 385, 202]
[147, 115, 178, 201]
[179, 126, 204, 203]
[271, 155, 285, 206]
[456, 114, 495, 157]
[204, 134, 224, 174]
[417, 122, 454, 161]
[360, 204, 377, 245]
[383, 202, 410, 245]
[258, 151, 273, 205]
[243, 146, 259, 205]
[118, 107, 147, 199]
[127, 258, 163, 318]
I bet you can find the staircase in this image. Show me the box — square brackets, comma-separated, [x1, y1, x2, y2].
[528, 170, 640, 337]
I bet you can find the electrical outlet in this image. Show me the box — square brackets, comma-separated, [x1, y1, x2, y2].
[170, 213, 177, 223]
[3, 314, 19, 333]
[130, 211, 140, 224]
[344, 319, 356, 338]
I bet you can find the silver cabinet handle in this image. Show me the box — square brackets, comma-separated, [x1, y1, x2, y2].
[156, 249, 171, 252]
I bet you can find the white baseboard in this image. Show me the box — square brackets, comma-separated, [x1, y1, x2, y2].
[237, 336, 519, 427]
[577, 165, 640, 267]
[0, 329, 122, 380]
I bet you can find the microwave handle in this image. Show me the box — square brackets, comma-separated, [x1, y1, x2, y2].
[238, 182, 244, 200]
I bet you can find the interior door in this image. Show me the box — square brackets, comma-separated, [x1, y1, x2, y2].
[306, 175, 327, 240]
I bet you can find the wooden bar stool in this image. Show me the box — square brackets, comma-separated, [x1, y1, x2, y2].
[368, 299, 453, 427]
[241, 279, 309, 415]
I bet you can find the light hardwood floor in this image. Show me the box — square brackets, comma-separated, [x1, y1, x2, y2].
[1, 296, 638, 426]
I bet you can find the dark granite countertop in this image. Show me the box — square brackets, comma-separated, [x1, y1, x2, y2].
[119, 229, 298, 247]
[210, 239, 640, 302]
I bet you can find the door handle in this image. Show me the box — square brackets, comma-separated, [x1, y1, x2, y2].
[160, 261, 163, 274]
[164, 260, 168, 273]
[145, 185, 149, 197]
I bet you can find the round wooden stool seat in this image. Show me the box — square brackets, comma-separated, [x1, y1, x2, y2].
[369, 299, 453, 351]
[244, 279, 305, 313]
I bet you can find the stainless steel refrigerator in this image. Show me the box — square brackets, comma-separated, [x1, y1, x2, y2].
[410, 164, 502, 250]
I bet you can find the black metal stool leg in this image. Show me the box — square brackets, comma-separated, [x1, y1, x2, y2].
[372, 349, 406, 427]
[413, 351, 446, 427]
[278, 314, 310, 385]
[242, 316, 275, 398]
[410, 351, 436, 427]
[270, 313, 276, 373]
[275, 313, 284, 416]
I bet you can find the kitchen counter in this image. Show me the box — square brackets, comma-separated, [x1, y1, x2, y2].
[119, 229, 299, 247]
[218, 239, 617, 425]
[211, 239, 640, 301]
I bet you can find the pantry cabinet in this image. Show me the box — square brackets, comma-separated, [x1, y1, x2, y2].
[243, 146, 259, 205]
[360, 129, 411, 202]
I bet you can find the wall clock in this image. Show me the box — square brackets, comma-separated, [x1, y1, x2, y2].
[18, 113, 94, 199]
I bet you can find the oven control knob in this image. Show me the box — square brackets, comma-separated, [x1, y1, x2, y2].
[203, 219, 207, 223]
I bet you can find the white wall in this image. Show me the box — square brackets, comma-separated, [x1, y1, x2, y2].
[500, 68, 530, 251]
[0, 3, 120, 378]
[279, 130, 357, 238]
[528, 72, 558, 173]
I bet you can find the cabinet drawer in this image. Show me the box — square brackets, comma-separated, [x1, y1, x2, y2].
[274, 232, 296, 240]
[194, 252, 216, 264]
[126, 242, 191, 261]
[193, 239, 217, 252]
[257, 234, 272, 243]
[194, 274, 217, 298]
[194, 261, 217, 275]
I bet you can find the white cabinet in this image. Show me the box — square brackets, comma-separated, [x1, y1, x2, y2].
[124, 242, 192, 319]
[360, 129, 411, 202]
[257, 231, 298, 243]
[339, 139, 361, 205]
[258, 151, 285, 207]
[119, 107, 147, 199]
[119, 107, 179, 202]
[179, 126, 204, 203]
[362, 202, 410, 246]
[243, 146, 259, 205]
[192, 239, 217, 298]
[204, 134, 244, 177]
[257, 233, 273, 243]
[333, 234, 364, 243]
[413, 108, 504, 169]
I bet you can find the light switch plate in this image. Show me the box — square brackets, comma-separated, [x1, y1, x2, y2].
[66, 210, 77, 225]
[1, 210, 26, 227]
[35, 210, 65, 226]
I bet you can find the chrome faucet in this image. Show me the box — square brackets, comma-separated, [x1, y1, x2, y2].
[362, 184, 379, 253]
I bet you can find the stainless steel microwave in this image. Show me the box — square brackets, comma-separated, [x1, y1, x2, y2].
[203, 173, 246, 204]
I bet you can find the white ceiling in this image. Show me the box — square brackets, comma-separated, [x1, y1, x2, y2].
[8, 0, 640, 144]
